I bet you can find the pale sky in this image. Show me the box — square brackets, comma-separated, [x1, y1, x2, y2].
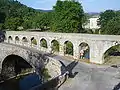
[17, 0, 120, 12]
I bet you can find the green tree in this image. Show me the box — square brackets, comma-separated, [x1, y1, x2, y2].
[101, 16, 120, 35]
[65, 41, 73, 55]
[0, 12, 6, 23]
[98, 10, 116, 26]
[40, 39, 47, 48]
[98, 10, 116, 33]
[51, 40, 59, 52]
[22, 16, 33, 29]
[0, 0, 87, 33]
[4, 17, 23, 30]
[22, 20, 32, 29]
[51, 0, 85, 33]
[0, 0, 38, 30]
[31, 39, 37, 45]
[0, 12, 6, 30]
[115, 11, 120, 17]
[32, 12, 51, 31]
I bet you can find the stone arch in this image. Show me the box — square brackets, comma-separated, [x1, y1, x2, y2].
[64, 41, 73, 56]
[15, 36, 20, 44]
[40, 38, 48, 48]
[1, 54, 33, 79]
[22, 37, 28, 42]
[22, 37, 28, 46]
[8, 36, 13, 43]
[31, 37, 37, 46]
[103, 44, 120, 64]
[0, 31, 5, 42]
[79, 42, 90, 59]
[0, 43, 47, 79]
[51, 40, 59, 53]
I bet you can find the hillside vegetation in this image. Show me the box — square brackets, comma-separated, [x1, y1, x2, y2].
[0, 0, 86, 33]
[0, 0, 120, 35]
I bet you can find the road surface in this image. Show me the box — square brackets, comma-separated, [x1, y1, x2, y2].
[51, 55, 120, 90]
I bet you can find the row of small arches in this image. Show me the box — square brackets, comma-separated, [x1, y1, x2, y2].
[8, 36, 59, 47]
[8, 36, 90, 59]
[8, 36, 28, 42]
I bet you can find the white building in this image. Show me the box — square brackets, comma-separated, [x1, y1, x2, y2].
[84, 15, 100, 30]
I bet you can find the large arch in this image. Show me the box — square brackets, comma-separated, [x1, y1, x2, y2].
[51, 40, 59, 53]
[103, 44, 120, 64]
[31, 37, 37, 46]
[1, 55, 33, 79]
[79, 42, 90, 60]
[40, 38, 48, 48]
[0, 42, 47, 81]
[64, 41, 73, 56]
[8, 36, 13, 43]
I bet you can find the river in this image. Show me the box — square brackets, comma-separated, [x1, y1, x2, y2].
[0, 73, 42, 90]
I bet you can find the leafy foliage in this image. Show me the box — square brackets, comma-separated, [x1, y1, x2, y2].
[41, 68, 51, 81]
[0, 0, 86, 33]
[98, 10, 116, 27]
[31, 39, 37, 45]
[65, 41, 73, 55]
[51, 0, 85, 33]
[51, 40, 59, 52]
[0, 0, 38, 30]
[101, 16, 120, 35]
[40, 39, 48, 48]
[98, 10, 120, 35]
[33, 12, 51, 30]
[4, 17, 23, 30]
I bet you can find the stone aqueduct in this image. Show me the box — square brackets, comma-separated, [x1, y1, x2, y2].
[3, 31, 120, 64]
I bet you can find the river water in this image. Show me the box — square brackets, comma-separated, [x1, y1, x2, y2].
[0, 73, 42, 90]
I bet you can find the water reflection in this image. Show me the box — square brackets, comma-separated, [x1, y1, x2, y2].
[19, 73, 41, 90]
[0, 73, 42, 90]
